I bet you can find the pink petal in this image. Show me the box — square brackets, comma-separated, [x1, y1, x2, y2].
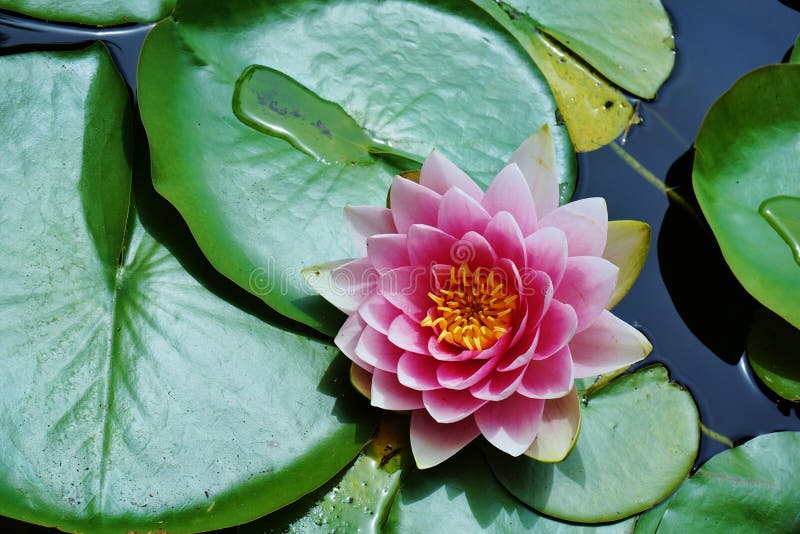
[344, 205, 396, 255]
[570, 310, 653, 378]
[397, 352, 441, 391]
[483, 211, 526, 267]
[437, 187, 492, 238]
[410, 410, 480, 469]
[525, 227, 568, 289]
[482, 163, 538, 236]
[334, 313, 374, 373]
[436, 357, 498, 390]
[515, 268, 553, 333]
[419, 149, 484, 201]
[538, 198, 608, 257]
[518, 346, 574, 399]
[379, 266, 431, 321]
[390, 176, 442, 233]
[496, 326, 538, 372]
[534, 300, 578, 357]
[358, 293, 401, 335]
[355, 326, 403, 372]
[474, 393, 545, 456]
[507, 125, 559, 217]
[407, 224, 457, 267]
[387, 313, 431, 354]
[423, 388, 488, 423]
[458, 231, 497, 268]
[371, 369, 425, 410]
[367, 234, 409, 271]
[469, 366, 525, 401]
[554, 256, 619, 332]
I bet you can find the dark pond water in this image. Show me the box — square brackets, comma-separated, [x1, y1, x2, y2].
[1, 0, 799, 531]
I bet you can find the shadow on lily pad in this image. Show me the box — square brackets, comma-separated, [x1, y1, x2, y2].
[658, 148, 758, 364]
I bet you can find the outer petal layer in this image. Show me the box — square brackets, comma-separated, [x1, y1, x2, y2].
[410, 410, 481, 469]
[539, 197, 608, 257]
[525, 387, 581, 462]
[570, 310, 652, 378]
[419, 149, 484, 201]
[482, 163, 538, 235]
[344, 205, 396, 255]
[474, 393, 545, 456]
[507, 125, 559, 217]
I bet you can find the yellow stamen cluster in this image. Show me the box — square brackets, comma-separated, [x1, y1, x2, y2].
[420, 264, 518, 351]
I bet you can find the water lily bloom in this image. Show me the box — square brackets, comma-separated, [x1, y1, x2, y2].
[304, 125, 652, 468]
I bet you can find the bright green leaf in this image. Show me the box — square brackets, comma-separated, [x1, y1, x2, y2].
[693, 64, 800, 329]
[747, 309, 800, 402]
[0, 0, 174, 25]
[656, 432, 800, 533]
[0, 44, 373, 534]
[791, 33, 800, 63]
[138, 0, 576, 335]
[488, 365, 699, 523]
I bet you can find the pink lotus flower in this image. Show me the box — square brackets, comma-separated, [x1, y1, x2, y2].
[304, 126, 652, 468]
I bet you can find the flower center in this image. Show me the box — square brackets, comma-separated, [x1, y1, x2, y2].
[420, 264, 518, 351]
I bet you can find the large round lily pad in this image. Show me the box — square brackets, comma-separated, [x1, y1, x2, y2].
[137, 0, 576, 336]
[0, 44, 373, 534]
[656, 432, 800, 533]
[0, 0, 174, 25]
[693, 63, 800, 329]
[488, 365, 699, 523]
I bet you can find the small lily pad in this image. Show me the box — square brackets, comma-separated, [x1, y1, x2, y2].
[487, 365, 699, 523]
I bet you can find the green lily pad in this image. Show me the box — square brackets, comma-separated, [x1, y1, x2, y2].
[0, 0, 174, 25]
[747, 309, 800, 402]
[693, 63, 800, 329]
[138, 0, 576, 336]
[655, 432, 800, 533]
[0, 44, 373, 533]
[385, 445, 635, 533]
[487, 365, 699, 523]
